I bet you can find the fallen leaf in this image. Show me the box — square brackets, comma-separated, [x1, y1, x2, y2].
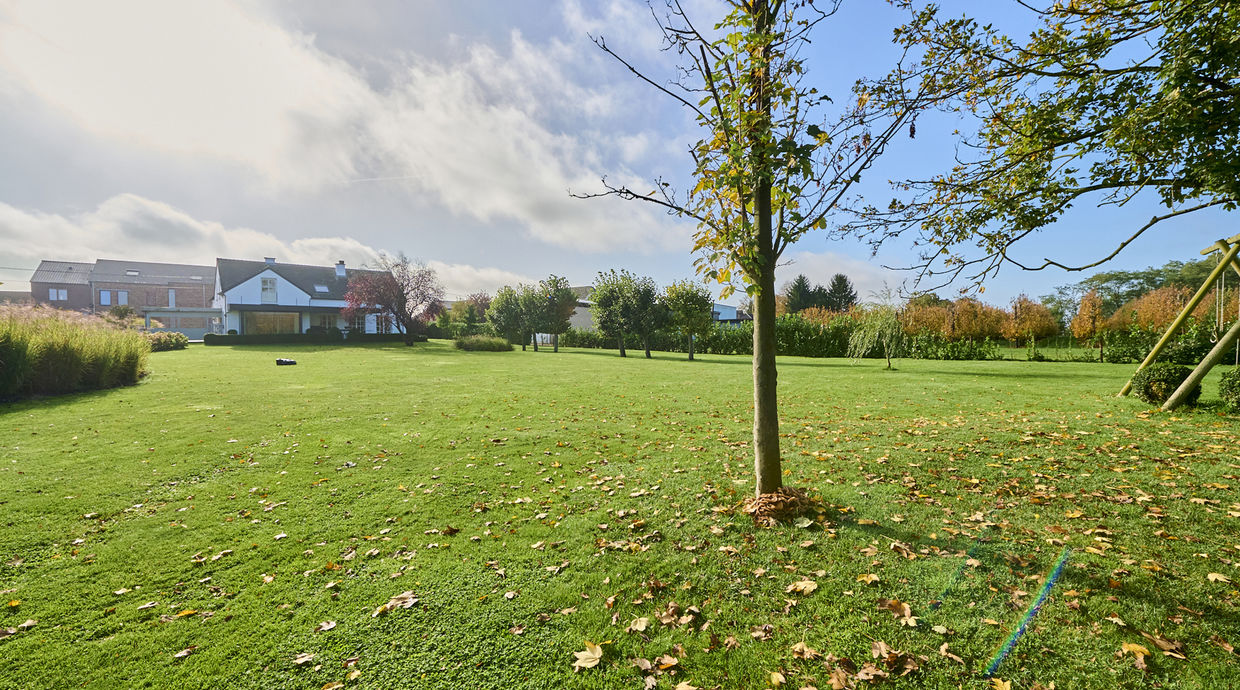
[857, 573, 880, 585]
[786, 579, 818, 595]
[572, 641, 604, 671]
[314, 620, 336, 633]
[939, 643, 963, 664]
[274, 533, 287, 540]
[137, 601, 158, 610]
[673, 682, 699, 690]
[1207, 573, 1232, 583]
[372, 590, 419, 617]
[173, 646, 197, 659]
[1121, 642, 1150, 670]
[322, 683, 344, 690]
[292, 652, 316, 665]
[626, 617, 650, 633]
[770, 670, 786, 686]
[791, 641, 821, 660]
[990, 680, 1012, 690]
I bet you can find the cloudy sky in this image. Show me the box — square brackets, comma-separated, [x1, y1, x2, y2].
[0, 1, 1232, 304]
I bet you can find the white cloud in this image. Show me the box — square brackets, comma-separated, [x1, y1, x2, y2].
[426, 261, 536, 300]
[0, 194, 524, 297]
[0, 0, 693, 254]
[0, 0, 374, 191]
[777, 249, 905, 303]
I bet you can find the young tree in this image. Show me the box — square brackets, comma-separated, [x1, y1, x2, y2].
[583, 1, 929, 496]
[861, 1, 1240, 287]
[539, 275, 577, 352]
[783, 274, 816, 314]
[487, 286, 525, 348]
[1071, 289, 1105, 360]
[590, 269, 637, 357]
[631, 275, 666, 359]
[342, 253, 443, 345]
[663, 280, 715, 360]
[518, 284, 549, 352]
[822, 273, 857, 312]
[848, 304, 906, 370]
[1001, 295, 1060, 343]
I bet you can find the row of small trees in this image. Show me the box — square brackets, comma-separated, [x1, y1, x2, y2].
[481, 271, 717, 360]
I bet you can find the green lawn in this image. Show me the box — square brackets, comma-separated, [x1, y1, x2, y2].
[1, 342, 1238, 689]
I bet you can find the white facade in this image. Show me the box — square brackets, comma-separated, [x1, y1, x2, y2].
[214, 265, 380, 335]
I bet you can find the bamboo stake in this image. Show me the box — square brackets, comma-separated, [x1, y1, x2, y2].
[1161, 315, 1240, 411]
[1118, 240, 1240, 396]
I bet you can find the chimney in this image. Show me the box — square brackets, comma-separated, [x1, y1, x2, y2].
[335, 260, 346, 278]
[264, 257, 276, 265]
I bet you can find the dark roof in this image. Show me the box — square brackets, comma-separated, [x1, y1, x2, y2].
[216, 258, 385, 300]
[92, 259, 214, 286]
[31, 260, 94, 285]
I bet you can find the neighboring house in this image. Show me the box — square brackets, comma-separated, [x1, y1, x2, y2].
[90, 259, 218, 338]
[567, 286, 595, 331]
[31, 260, 94, 311]
[0, 290, 33, 305]
[214, 257, 388, 335]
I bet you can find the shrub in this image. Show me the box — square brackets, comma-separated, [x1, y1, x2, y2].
[1130, 363, 1200, 406]
[1220, 368, 1240, 413]
[0, 306, 148, 399]
[454, 335, 513, 351]
[146, 331, 190, 352]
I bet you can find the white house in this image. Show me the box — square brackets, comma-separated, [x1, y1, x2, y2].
[214, 257, 388, 335]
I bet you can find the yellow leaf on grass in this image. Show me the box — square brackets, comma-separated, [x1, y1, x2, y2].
[857, 573, 880, 585]
[1207, 572, 1232, 583]
[572, 641, 604, 671]
[786, 579, 818, 595]
[990, 680, 1012, 690]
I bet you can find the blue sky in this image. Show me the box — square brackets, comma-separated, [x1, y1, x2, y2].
[0, 1, 1231, 304]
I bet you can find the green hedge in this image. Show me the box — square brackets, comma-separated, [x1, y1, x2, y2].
[454, 335, 513, 351]
[1131, 363, 1200, 406]
[0, 306, 148, 399]
[146, 331, 190, 352]
[204, 332, 423, 345]
[1219, 367, 1240, 413]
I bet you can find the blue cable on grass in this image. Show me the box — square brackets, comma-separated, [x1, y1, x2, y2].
[983, 546, 1071, 678]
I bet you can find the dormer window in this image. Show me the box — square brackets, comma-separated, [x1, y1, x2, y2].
[314, 284, 329, 293]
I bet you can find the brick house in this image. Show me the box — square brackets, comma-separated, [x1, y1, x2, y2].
[89, 259, 217, 337]
[30, 260, 94, 311]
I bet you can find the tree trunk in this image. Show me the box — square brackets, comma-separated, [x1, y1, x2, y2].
[750, 0, 781, 498]
[688, 334, 694, 361]
[553, 333, 559, 353]
[618, 334, 626, 357]
[532, 334, 539, 352]
[753, 261, 781, 496]
[644, 335, 651, 359]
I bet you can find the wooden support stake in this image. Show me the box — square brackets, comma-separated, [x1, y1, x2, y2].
[1161, 316, 1240, 411]
[1119, 240, 1240, 396]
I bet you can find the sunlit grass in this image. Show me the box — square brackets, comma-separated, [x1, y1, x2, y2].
[1, 342, 1237, 689]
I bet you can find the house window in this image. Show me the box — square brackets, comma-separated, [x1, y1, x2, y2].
[352, 312, 369, 332]
[117, 291, 128, 305]
[261, 278, 277, 304]
[377, 314, 394, 334]
[312, 313, 336, 330]
[168, 289, 176, 308]
[49, 288, 67, 301]
[100, 290, 111, 306]
[242, 311, 299, 334]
